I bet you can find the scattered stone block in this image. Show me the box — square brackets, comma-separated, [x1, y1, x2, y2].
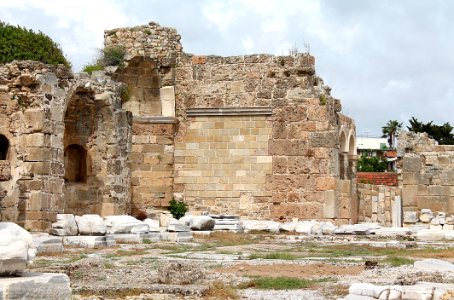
[403, 211, 418, 224]
[105, 215, 149, 234]
[0, 222, 36, 276]
[419, 209, 433, 223]
[0, 272, 71, 300]
[143, 218, 160, 232]
[32, 233, 63, 254]
[374, 227, 411, 237]
[167, 220, 190, 232]
[280, 221, 297, 232]
[111, 232, 161, 243]
[159, 212, 173, 227]
[294, 221, 316, 234]
[189, 216, 215, 231]
[75, 215, 107, 236]
[243, 220, 280, 233]
[63, 235, 115, 248]
[414, 259, 454, 272]
[178, 215, 193, 226]
[416, 229, 445, 241]
[213, 218, 243, 232]
[50, 214, 78, 236]
[168, 231, 193, 242]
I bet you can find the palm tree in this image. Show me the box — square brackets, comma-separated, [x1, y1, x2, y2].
[382, 120, 402, 149]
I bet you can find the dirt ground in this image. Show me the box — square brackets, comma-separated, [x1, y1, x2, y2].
[28, 232, 454, 299]
[218, 263, 364, 278]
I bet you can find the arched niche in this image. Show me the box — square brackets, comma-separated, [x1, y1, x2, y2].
[64, 144, 87, 183]
[0, 135, 9, 160]
[113, 56, 161, 116]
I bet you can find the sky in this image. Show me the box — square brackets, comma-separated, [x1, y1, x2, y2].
[1, 0, 453, 137]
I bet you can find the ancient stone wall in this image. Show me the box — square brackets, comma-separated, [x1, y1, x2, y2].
[174, 114, 272, 218]
[0, 61, 131, 230]
[398, 132, 454, 215]
[129, 118, 175, 215]
[357, 183, 401, 226]
[105, 21, 358, 222]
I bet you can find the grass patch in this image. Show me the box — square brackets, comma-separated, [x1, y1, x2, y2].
[104, 262, 115, 269]
[64, 253, 87, 264]
[196, 231, 258, 247]
[249, 252, 299, 260]
[240, 276, 335, 290]
[204, 281, 239, 299]
[384, 256, 414, 266]
[104, 249, 147, 259]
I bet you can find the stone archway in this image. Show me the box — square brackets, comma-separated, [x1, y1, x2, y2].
[339, 130, 348, 179]
[63, 88, 103, 215]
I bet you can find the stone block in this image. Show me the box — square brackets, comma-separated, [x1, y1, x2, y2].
[50, 214, 78, 236]
[160, 86, 175, 117]
[414, 258, 454, 272]
[104, 215, 149, 234]
[0, 222, 36, 276]
[168, 231, 193, 242]
[0, 272, 71, 300]
[323, 190, 337, 218]
[419, 209, 433, 223]
[416, 229, 445, 241]
[402, 156, 421, 172]
[403, 211, 418, 224]
[32, 234, 63, 254]
[62, 235, 115, 248]
[402, 185, 418, 207]
[75, 215, 107, 235]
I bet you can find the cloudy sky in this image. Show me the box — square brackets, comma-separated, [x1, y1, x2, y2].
[1, 0, 453, 136]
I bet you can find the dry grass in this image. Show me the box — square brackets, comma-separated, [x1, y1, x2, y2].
[203, 281, 239, 299]
[196, 231, 257, 247]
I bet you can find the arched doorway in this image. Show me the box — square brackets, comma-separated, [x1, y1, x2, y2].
[0, 135, 9, 160]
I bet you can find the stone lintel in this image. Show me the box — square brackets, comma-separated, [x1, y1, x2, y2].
[133, 116, 178, 124]
[186, 107, 272, 117]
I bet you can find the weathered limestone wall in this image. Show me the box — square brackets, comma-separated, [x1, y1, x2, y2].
[129, 119, 175, 215]
[0, 61, 131, 230]
[398, 132, 454, 215]
[106, 23, 181, 214]
[175, 52, 351, 221]
[174, 114, 272, 218]
[357, 183, 401, 226]
[105, 21, 357, 222]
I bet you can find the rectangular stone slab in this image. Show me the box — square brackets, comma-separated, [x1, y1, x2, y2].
[0, 272, 71, 300]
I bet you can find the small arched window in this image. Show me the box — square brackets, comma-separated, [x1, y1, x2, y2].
[0, 135, 9, 160]
[64, 144, 87, 182]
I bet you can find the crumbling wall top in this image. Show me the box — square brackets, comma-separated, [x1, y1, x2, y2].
[104, 21, 182, 65]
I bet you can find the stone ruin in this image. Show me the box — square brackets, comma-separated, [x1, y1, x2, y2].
[0, 21, 357, 231]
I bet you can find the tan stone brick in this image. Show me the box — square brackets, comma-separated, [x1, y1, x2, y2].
[315, 177, 336, 191]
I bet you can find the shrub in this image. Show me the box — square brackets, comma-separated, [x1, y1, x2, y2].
[0, 21, 70, 66]
[101, 45, 126, 66]
[357, 155, 387, 172]
[82, 63, 104, 74]
[168, 199, 187, 219]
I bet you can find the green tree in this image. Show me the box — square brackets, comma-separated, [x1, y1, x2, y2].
[382, 120, 402, 149]
[407, 117, 454, 145]
[0, 21, 70, 66]
[357, 155, 387, 172]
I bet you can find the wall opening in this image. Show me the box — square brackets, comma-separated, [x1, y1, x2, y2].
[64, 144, 87, 183]
[0, 135, 9, 160]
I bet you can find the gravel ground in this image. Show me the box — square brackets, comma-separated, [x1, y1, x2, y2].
[28, 233, 454, 299]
